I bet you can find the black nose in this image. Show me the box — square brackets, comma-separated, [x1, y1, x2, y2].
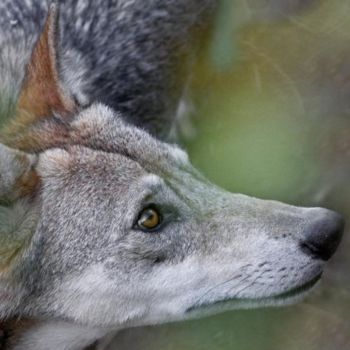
[300, 209, 345, 261]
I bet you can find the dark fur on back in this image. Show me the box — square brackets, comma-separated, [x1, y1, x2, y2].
[0, 0, 216, 138]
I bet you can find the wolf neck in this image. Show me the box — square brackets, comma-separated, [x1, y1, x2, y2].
[2, 319, 109, 350]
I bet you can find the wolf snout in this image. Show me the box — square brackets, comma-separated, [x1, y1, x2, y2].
[300, 209, 345, 261]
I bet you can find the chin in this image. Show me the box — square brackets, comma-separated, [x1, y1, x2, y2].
[185, 274, 322, 320]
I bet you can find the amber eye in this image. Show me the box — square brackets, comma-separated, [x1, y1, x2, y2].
[137, 207, 162, 231]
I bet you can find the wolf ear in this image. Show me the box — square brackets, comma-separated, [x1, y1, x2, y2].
[16, 4, 77, 126]
[0, 144, 39, 203]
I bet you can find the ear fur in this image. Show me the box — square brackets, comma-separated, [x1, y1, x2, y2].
[10, 4, 77, 134]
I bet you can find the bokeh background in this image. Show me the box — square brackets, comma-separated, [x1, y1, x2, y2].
[112, 0, 350, 349]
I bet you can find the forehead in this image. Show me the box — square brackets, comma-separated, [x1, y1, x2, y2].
[141, 174, 166, 188]
[39, 145, 174, 201]
[38, 149, 175, 226]
[11, 103, 190, 174]
[39, 145, 146, 185]
[71, 104, 190, 171]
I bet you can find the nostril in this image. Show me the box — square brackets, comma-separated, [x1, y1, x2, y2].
[300, 241, 334, 261]
[300, 210, 345, 261]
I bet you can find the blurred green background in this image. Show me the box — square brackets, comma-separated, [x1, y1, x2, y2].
[113, 0, 350, 349]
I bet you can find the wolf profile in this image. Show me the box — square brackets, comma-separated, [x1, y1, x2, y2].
[0, 1, 344, 349]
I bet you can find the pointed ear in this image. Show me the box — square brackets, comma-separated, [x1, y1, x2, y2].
[16, 4, 77, 125]
[0, 144, 39, 203]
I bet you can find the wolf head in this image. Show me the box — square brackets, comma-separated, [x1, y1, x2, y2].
[0, 6, 344, 330]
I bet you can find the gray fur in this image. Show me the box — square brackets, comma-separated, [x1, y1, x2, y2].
[0, 104, 343, 349]
[0, 1, 344, 350]
[0, 0, 216, 138]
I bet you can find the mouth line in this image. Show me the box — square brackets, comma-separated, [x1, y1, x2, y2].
[267, 273, 322, 300]
[186, 273, 322, 313]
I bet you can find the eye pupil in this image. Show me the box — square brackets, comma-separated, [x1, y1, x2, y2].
[138, 208, 161, 230]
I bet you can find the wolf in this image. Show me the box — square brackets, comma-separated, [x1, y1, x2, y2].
[0, 1, 345, 349]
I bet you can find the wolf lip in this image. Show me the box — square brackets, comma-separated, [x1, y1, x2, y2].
[269, 273, 322, 300]
[186, 273, 322, 313]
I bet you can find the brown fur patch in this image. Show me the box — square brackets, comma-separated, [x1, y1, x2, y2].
[1, 152, 41, 201]
[14, 168, 40, 200]
[2, 119, 71, 153]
